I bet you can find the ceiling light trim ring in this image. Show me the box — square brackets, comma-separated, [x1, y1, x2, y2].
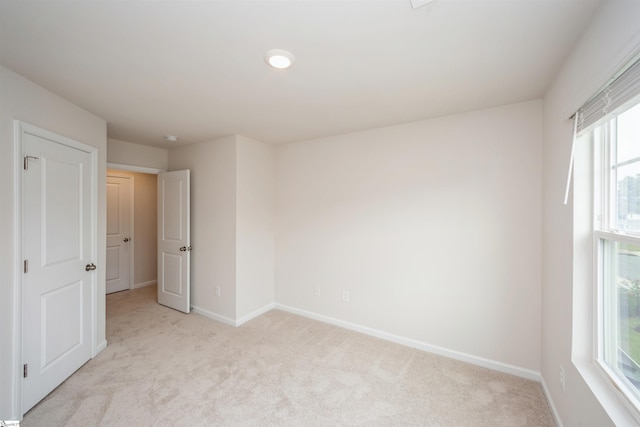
[264, 49, 295, 69]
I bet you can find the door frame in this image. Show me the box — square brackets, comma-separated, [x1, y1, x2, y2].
[106, 172, 135, 292]
[106, 164, 165, 293]
[107, 163, 165, 175]
[13, 121, 99, 417]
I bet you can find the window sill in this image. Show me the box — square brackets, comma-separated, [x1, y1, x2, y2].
[574, 357, 640, 426]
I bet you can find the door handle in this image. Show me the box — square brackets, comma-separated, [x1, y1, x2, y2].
[179, 246, 192, 252]
[124, 237, 130, 242]
[85, 263, 97, 271]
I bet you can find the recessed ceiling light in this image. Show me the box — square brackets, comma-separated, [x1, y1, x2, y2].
[164, 135, 179, 143]
[264, 49, 295, 69]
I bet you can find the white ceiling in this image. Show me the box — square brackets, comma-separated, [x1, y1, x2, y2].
[0, 0, 600, 147]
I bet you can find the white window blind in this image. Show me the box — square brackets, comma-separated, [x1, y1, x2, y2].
[577, 55, 640, 135]
[564, 55, 640, 204]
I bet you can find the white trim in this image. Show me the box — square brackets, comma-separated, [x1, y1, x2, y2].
[236, 303, 276, 327]
[191, 303, 276, 327]
[95, 339, 108, 354]
[573, 358, 640, 426]
[193, 302, 540, 380]
[11, 122, 22, 420]
[89, 138, 99, 359]
[191, 306, 236, 327]
[127, 176, 135, 291]
[274, 303, 541, 381]
[595, 230, 640, 246]
[107, 162, 165, 175]
[571, 117, 640, 425]
[134, 280, 157, 289]
[540, 376, 564, 427]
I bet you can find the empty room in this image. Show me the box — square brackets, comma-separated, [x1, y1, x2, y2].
[2, 1, 640, 426]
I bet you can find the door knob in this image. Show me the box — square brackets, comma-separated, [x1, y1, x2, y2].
[179, 246, 187, 251]
[85, 263, 97, 271]
[124, 237, 130, 242]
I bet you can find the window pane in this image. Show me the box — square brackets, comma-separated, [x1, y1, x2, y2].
[617, 102, 640, 163]
[613, 104, 640, 233]
[616, 164, 640, 233]
[603, 239, 640, 400]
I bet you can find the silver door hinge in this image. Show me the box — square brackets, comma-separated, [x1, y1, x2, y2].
[23, 364, 28, 378]
[23, 155, 39, 170]
[24, 260, 28, 273]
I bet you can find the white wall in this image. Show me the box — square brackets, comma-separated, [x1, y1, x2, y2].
[107, 138, 168, 171]
[168, 137, 238, 321]
[168, 135, 276, 324]
[542, 1, 640, 425]
[236, 135, 276, 320]
[275, 100, 543, 373]
[0, 66, 107, 420]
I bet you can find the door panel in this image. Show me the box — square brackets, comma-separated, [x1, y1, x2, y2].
[43, 159, 82, 264]
[162, 179, 183, 240]
[158, 170, 190, 313]
[162, 253, 183, 295]
[22, 128, 94, 415]
[42, 281, 83, 368]
[106, 175, 132, 294]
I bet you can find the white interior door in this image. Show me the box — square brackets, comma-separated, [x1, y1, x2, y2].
[157, 170, 191, 313]
[106, 175, 132, 294]
[21, 126, 95, 414]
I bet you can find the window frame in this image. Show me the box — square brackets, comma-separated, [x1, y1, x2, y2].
[593, 111, 640, 416]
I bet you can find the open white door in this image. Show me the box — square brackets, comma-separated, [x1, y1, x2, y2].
[21, 124, 95, 414]
[157, 170, 191, 313]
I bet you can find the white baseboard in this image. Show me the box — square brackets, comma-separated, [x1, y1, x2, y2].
[236, 303, 276, 327]
[274, 303, 541, 382]
[191, 300, 542, 382]
[134, 280, 157, 289]
[94, 339, 108, 357]
[191, 303, 276, 327]
[540, 376, 563, 427]
[191, 305, 236, 326]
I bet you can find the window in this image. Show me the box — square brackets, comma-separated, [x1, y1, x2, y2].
[594, 101, 640, 410]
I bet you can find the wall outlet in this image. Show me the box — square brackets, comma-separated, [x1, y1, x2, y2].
[314, 286, 320, 296]
[559, 366, 565, 391]
[215, 286, 221, 297]
[342, 290, 350, 302]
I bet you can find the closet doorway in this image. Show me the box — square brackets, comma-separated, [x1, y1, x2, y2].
[106, 169, 158, 294]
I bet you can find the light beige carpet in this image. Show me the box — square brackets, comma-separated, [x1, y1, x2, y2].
[22, 286, 555, 426]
